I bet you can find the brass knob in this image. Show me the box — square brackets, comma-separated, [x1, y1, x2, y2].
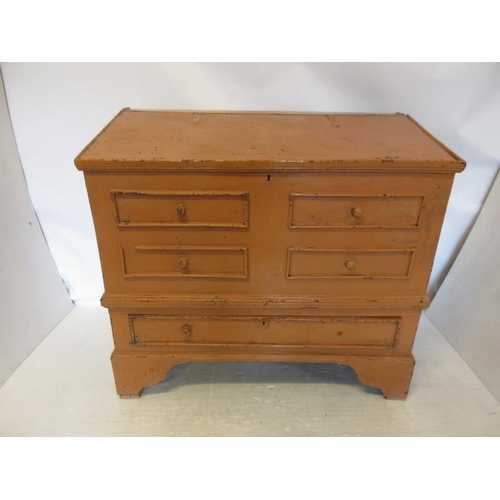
[345, 259, 356, 270]
[178, 257, 189, 269]
[181, 324, 192, 336]
[176, 203, 186, 217]
[351, 206, 363, 218]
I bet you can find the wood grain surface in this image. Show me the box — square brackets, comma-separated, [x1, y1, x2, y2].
[75, 109, 465, 171]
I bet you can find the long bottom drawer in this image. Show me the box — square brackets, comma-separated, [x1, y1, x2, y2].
[128, 314, 401, 348]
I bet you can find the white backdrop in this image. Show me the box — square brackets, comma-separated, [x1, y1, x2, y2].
[0, 71, 73, 386]
[428, 170, 500, 403]
[2, 62, 499, 303]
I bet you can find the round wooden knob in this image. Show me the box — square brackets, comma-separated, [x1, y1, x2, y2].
[178, 257, 189, 269]
[181, 324, 192, 336]
[351, 206, 363, 218]
[345, 259, 356, 270]
[176, 203, 186, 217]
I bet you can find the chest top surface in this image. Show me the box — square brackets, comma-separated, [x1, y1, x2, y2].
[75, 109, 465, 172]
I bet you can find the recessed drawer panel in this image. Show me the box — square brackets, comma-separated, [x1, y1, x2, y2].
[111, 190, 249, 228]
[120, 245, 248, 279]
[287, 248, 414, 280]
[289, 194, 424, 229]
[130, 314, 401, 348]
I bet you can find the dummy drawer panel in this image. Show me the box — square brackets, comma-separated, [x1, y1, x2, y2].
[111, 190, 249, 228]
[120, 245, 249, 279]
[287, 248, 414, 280]
[289, 193, 424, 229]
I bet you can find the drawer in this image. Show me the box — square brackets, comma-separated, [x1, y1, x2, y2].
[289, 193, 424, 229]
[120, 245, 248, 279]
[129, 314, 401, 348]
[111, 190, 249, 228]
[287, 247, 414, 280]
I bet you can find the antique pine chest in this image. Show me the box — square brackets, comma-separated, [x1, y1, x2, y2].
[75, 109, 465, 399]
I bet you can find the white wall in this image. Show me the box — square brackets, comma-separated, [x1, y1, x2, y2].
[0, 71, 73, 386]
[1, 62, 499, 303]
[427, 171, 500, 403]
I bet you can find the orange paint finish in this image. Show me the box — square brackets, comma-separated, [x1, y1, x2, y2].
[76, 110, 465, 399]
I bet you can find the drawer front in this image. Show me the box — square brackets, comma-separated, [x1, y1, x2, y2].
[120, 245, 248, 279]
[112, 190, 249, 228]
[129, 314, 401, 348]
[287, 248, 414, 280]
[289, 193, 424, 229]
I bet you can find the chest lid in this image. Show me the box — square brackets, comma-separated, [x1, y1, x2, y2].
[75, 109, 465, 173]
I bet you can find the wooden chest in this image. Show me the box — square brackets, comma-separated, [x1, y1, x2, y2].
[75, 109, 465, 399]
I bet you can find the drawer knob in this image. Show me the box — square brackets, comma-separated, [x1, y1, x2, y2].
[351, 206, 363, 218]
[345, 259, 356, 270]
[178, 257, 189, 269]
[176, 203, 186, 217]
[181, 324, 192, 336]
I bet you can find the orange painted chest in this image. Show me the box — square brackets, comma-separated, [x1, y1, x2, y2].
[75, 109, 465, 398]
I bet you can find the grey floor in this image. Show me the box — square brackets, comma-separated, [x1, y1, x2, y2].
[0, 306, 499, 436]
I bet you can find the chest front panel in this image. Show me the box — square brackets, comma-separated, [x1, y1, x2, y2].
[85, 171, 453, 296]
